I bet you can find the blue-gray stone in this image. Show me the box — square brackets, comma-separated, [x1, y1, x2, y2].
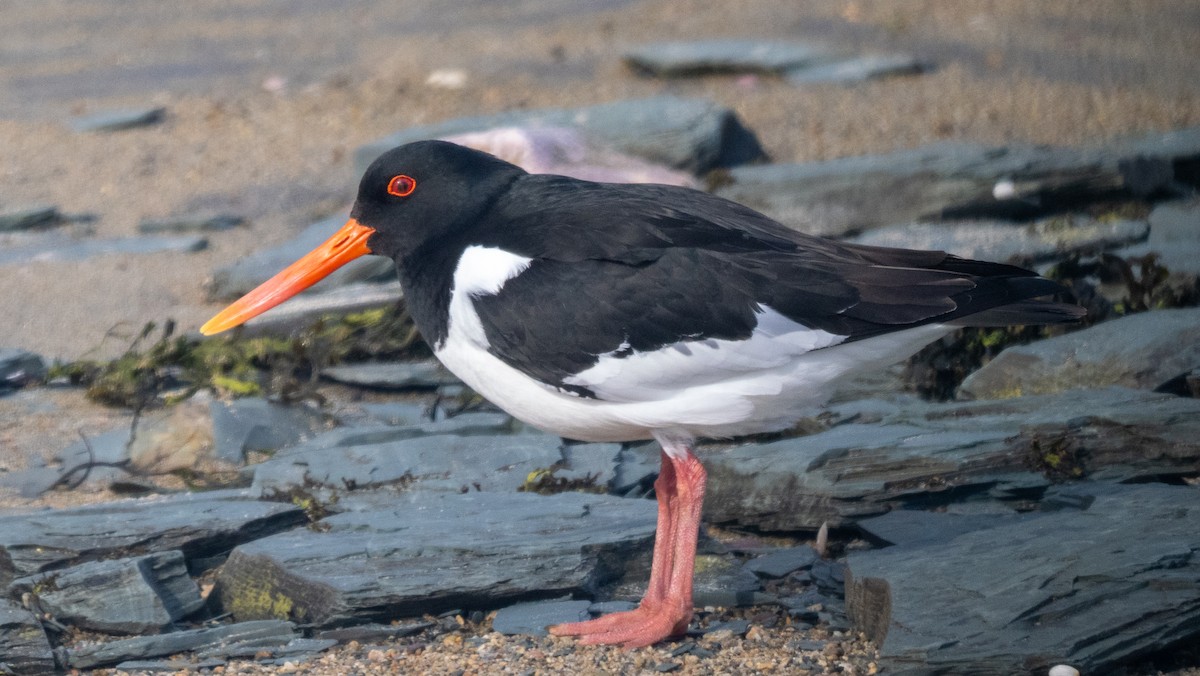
[958, 308, 1200, 399]
[70, 106, 165, 132]
[849, 216, 1148, 264]
[0, 234, 207, 265]
[704, 388, 1200, 530]
[0, 204, 58, 231]
[114, 659, 226, 672]
[355, 96, 765, 175]
[623, 40, 832, 76]
[251, 430, 559, 493]
[743, 546, 820, 579]
[214, 491, 657, 628]
[138, 214, 244, 234]
[0, 348, 46, 388]
[9, 551, 203, 635]
[846, 483, 1200, 675]
[786, 53, 924, 84]
[0, 599, 56, 674]
[66, 620, 296, 669]
[491, 598, 591, 636]
[210, 397, 329, 464]
[320, 359, 461, 390]
[0, 490, 305, 585]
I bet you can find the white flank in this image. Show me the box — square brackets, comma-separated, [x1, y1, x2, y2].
[563, 306, 846, 402]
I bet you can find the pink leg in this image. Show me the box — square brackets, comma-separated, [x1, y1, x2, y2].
[549, 438, 707, 648]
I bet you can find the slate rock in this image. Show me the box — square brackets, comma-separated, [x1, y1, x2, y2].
[214, 491, 656, 628]
[10, 550, 203, 635]
[210, 397, 329, 465]
[355, 96, 766, 176]
[491, 598, 591, 636]
[70, 106, 165, 132]
[315, 620, 433, 643]
[959, 307, 1200, 399]
[67, 619, 297, 669]
[138, 213, 245, 234]
[207, 215, 394, 300]
[849, 215, 1148, 264]
[714, 129, 1199, 237]
[1117, 198, 1200, 276]
[0, 204, 58, 231]
[0, 490, 305, 585]
[703, 388, 1200, 530]
[0, 234, 207, 265]
[0, 348, 46, 388]
[743, 546, 820, 579]
[690, 554, 767, 609]
[612, 441, 661, 495]
[786, 53, 925, 84]
[623, 40, 832, 77]
[0, 598, 56, 675]
[114, 659, 227, 672]
[857, 509, 1028, 548]
[320, 359, 462, 390]
[845, 483, 1200, 675]
[251, 431, 562, 494]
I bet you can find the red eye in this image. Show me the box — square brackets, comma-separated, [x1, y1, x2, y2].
[387, 174, 416, 197]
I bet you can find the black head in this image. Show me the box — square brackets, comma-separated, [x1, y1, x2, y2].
[352, 140, 526, 260]
[199, 140, 524, 336]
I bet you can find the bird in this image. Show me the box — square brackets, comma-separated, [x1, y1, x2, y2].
[201, 140, 1083, 648]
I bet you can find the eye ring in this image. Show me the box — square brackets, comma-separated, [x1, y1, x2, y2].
[387, 174, 416, 197]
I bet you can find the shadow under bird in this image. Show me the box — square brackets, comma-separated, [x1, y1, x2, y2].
[202, 140, 1083, 648]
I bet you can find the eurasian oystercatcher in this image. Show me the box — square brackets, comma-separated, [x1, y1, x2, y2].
[201, 140, 1083, 647]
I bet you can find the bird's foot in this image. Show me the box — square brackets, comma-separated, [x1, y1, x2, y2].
[549, 602, 691, 649]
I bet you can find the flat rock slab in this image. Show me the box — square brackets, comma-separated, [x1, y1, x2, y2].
[214, 491, 656, 628]
[0, 234, 207, 266]
[491, 598, 591, 636]
[786, 54, 924, 84]
[207, 215, 393, 300]
[959, 307, 1200, 398]
[715, 128, 1200, 237]
[849, 215, 1148, 264]
[69, 106, 165, 132]
[623, 40, 832, 76]
[0, 203, 58, 231]
[703, 387, 1200, 530]
[210, 397, 330, 465]
[251, 431, 563, 494]
[66, 619, 297, 670]
[1119, 199, 1200, 275]
[320, 359, 462, 390]
[355, 96, 766, 176]
[845, 483, 1200, 674]
[0, 347, 46, 388]
[0, 598, 56, 675]
[10, 550, 203, 634]
[0, 490, 306, 585]
[138, 213, 245, 234]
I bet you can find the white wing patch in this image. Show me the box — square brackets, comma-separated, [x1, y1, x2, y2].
[563, 306, 846, 402]
[444, 246, 533, 348]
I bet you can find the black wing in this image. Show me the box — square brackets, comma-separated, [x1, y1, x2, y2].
[468, 175, 1080, 392]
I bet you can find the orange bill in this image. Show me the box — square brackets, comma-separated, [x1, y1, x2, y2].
[200, 218, 377, 336]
